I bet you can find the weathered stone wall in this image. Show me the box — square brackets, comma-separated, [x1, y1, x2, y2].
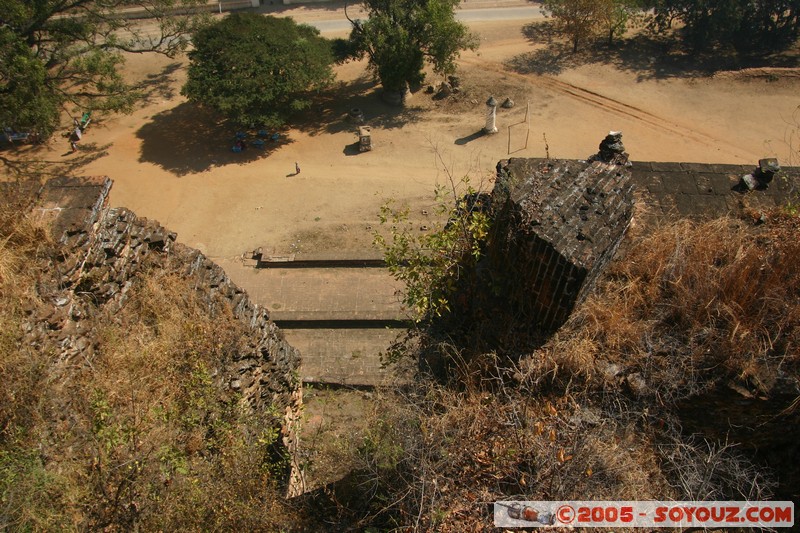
[490, 158, 634, 331]
[26, 176, 302, 489]
[630, 160, 799, 221]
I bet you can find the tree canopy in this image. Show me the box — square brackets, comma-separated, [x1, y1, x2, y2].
[542, 0, 640, 51]
[649, 0, 800, 53]
[598, 0, 642, 45]
[346, 0, 478, 95]
[0, 0, 203, 139]
[181, 13, 335, 128]
[543, 0, 798, 54]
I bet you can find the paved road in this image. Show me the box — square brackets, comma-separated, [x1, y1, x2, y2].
[310, 5, 545, 32]
[119, 4, 545, 43]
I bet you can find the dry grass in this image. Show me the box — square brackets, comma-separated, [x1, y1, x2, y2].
[0, 187, 304, 531]
[333, 376, 773, 531]
[522, 215, 800, 402]
[4, 172, 797, 530]
[330, 214, 796, 530]
[0, 178, 53, 445]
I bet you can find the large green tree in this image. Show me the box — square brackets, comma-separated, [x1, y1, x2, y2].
[649, 0, 800, 53]
[182, 13, 334, 128]
[541, 0, 605, 51]
[346, 0, 478, 96]
[0, 0, 203, 139]
[598, 0, 642, 45]
[542, 0, 642, 50]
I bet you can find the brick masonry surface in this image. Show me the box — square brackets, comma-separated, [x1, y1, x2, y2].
[491, 158, 635, 331]
[630, 161, 800, 221]
[483, 158, 799, 334]
[487, 158, 800, 333]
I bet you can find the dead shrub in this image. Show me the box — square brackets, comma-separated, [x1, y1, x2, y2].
[1, 246, 301, 530]
[522, 216, 800, 402]
[338, 215, 794, 529]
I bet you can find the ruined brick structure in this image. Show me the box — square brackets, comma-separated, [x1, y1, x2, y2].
[491, 158, 634, 331]
[27, 176, 303, 492]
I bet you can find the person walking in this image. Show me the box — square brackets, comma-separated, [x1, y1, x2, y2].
[295, 162, 300, 175]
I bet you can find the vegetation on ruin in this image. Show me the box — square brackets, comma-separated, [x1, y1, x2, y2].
[2, 175, 799, 529]
[0, 180, 302, 531]
[182, 13, 335, 128]
[339, 210, 799, 529]
[374, 172, 491, 323]
[343, 0, 479, 93]
[1, 2, 798, 529]
[0, 0, 206, 140]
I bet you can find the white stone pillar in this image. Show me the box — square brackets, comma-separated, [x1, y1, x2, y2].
[484, 96, 498, 134]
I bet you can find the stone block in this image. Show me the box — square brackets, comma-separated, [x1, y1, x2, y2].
[695, 174, 715, 195]
[648, 162, 684, 173]
[708, 173, 738, 193]
[680, 162, 712, 172]
[644, 175, 666, 194]
[674, 176, 700, 195]
[629, 161, 653, 171]
[702, 196, 729, 217]
[674, 194, 700, 215]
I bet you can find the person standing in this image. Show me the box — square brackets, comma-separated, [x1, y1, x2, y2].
[70, 126, 82, 153]
[295, 162, 300, 175]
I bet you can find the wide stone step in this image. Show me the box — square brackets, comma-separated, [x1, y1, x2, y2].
[251, 250, 386, 268]
[274, 318, 410, 328]
[284, 328, 409, 386]
[244, 267, 406, 321]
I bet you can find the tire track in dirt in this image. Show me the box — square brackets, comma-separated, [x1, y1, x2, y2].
[460, 57, 750, 158]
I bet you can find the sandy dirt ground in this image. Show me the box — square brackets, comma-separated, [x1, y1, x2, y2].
[12, 5, 800, 282]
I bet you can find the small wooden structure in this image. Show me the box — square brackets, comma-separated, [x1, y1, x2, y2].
[358, 125, 372, 152]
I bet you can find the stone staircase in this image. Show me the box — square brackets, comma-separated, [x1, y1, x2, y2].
[224, 159, 799, 388]
[224, 255, 410, 386]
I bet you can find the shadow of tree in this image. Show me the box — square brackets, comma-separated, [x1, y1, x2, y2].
[0, 141, 110, 179]
[294, 74, 423, 137]
[510, 20, 800, 81]
[521, 19, 564, 45]
[137, 62, 182, 104]
[506, 43, 582, 76]
[136, 75, 419, 175]
[136, 102, 292, 176]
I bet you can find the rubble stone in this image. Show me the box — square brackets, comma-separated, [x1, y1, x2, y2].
[24, 176, 303, 491]
[591, 131, 629, 165]
[742, 173, 759, 190]
[739, 158, 781, 191]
